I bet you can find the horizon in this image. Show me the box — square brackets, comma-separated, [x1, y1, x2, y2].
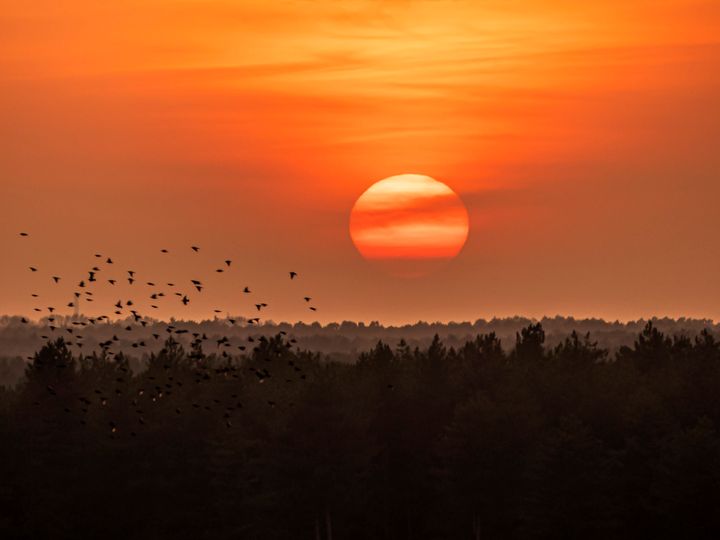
[4, 313, 720, 328]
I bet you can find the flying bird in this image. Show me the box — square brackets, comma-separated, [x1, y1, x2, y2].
[289, 271, 297, 279]
[191, 246, 200, 252]
[52, 276, 60, 283]
[19, 232, 29, 237]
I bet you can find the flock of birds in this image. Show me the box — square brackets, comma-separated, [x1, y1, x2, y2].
[14, 231, 321, 435]
[17, 230, 318, 330]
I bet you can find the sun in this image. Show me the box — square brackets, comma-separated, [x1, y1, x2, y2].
[349, 174, 469, 276]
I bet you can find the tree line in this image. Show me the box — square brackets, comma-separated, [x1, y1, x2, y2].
[1, 322, 720, 539]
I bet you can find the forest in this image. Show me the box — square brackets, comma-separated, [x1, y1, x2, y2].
[2, 322, 720, 539]
[2, 314, 717, 386]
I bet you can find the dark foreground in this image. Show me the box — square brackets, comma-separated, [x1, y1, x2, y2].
[2, 323, 720, 539]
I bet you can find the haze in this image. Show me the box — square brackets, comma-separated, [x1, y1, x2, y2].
[2, 0, 720, 324]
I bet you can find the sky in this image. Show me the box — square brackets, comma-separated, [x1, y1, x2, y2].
[2, 0, 720, 325]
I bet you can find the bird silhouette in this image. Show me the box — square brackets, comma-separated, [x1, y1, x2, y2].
[289, 271, 297, 279]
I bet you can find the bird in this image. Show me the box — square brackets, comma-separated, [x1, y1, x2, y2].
[191, 246, 200, 252]
[289, 271, 297, 279]
[309, 306, 317, 311]
[304, 296, 311, 302]
[225, 260, 232, 267]
[19, 232, 29, 237]
[29, 267, 37, 272]
[52, 276, 60, 283]
[243, 287, 251, 293]
[161, 249, 168, 253]
[181, 296, 190, 306]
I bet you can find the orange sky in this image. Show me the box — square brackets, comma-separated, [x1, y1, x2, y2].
[2, 0, 720, 325]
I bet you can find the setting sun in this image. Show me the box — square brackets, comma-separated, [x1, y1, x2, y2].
[349, 174, 469, 274]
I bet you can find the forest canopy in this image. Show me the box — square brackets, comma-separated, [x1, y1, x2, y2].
[2, 322, 720, 539]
